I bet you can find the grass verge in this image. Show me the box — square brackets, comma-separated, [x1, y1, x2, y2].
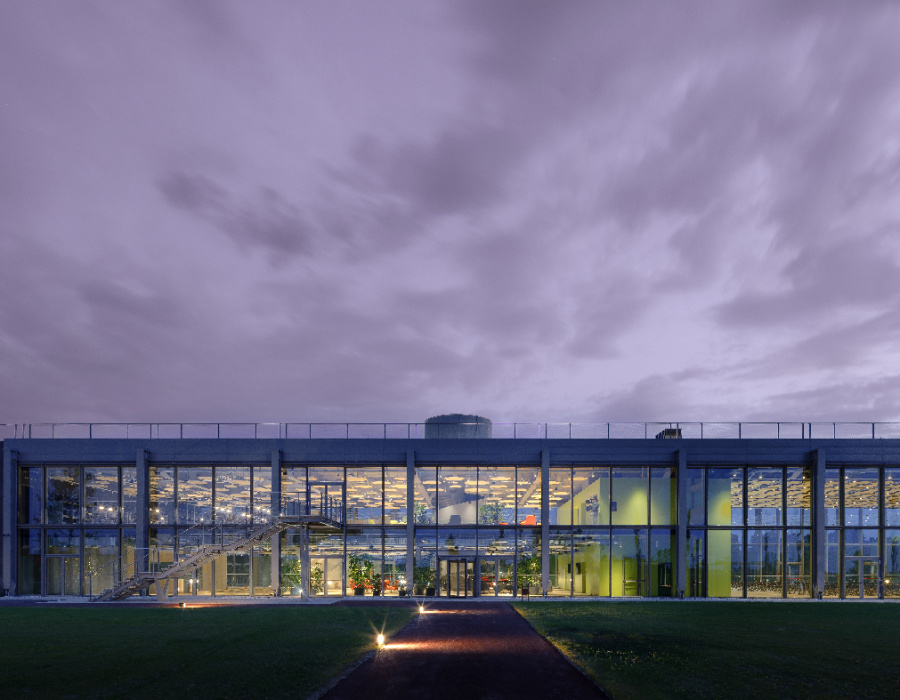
[514, 601, 900, 700]
[0, 605, 415, 699]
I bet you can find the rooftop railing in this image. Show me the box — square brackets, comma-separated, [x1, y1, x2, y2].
[3, 421, 900, 440]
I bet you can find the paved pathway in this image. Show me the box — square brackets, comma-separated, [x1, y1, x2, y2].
[320, 601, 608, 700]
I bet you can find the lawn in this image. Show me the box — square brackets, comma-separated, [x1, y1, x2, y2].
[0, 605, 415, 699]
[514, 601, 900, 700]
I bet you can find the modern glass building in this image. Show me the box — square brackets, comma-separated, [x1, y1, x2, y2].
[2, 418, 899, 600]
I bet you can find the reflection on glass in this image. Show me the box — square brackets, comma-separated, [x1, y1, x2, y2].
[281, 528, 304, 596]
[886, 469, 900, 527]
[844, 468, 879, 526]
[747, 468, 782, 526]
[84, 467, 119, 524]
[611, 468, 648, 526]
[346, 530, 382, 596]
[573, 530, 609, 597]
[47, 467, 80, 524]
[786, 467, 811, 526]
[573, 468, 609, 526]
[282, 466, 306, 517]
[843, 528, 879, 557]
[708, 468, 742, 527]
[746, 529, 782, 597]
[84, 529, 118, 595]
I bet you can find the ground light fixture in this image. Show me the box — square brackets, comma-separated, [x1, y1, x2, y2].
[377, 634, 385, 646]
[419, 604, 425, 614]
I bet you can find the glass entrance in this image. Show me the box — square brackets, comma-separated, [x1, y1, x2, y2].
[46, 556, 80, 596]
[310, 556, 343, 596]
[441, 559, 473, 597]
[845, 557, 881, 598]
[479, 557, 514, 596]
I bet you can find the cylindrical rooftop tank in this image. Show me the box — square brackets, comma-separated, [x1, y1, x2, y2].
[424, 414, 492, 439]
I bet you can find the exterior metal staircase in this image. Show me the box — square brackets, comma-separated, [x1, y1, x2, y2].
[90, 492, 343, 602]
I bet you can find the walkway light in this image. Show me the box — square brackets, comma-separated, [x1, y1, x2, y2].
[419, 604, 424, 614]
[377, 633, 384, 646]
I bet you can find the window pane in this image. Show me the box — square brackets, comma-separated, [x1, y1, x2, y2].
[612, 528, 647, 596]
[383, 529, 407, 596]
[844, 468, 879, 526]
[84, 529, 119, 595]
[17, 529, 41, 595]
[216, 466, 251, 524]
[517, 467, 541, 525]
[384, 467, 407, 525]
[786, 529, 811, 598]
[687, 530, 704, 597]
[47, 467, 80, 524]
[121, 467, 137, 524]
[414, 466, 436, 525]
[177, 466, 212, 525]
[885, 530, 900, 598]
[253, 466, 272, 523]
[252, 540, 273, 595]
[824, 530, 840, 598]
[437, 465, 476, 525]
[346, 467, 382, 525]
[84, 467, 119, 524]
[573, 530, 609, 597]
[748, 468, 782, 526]
[280, 528, 304, 596]
[746, 529, 782, 598]
[786, 467, 811, 526]
[687, 469, 704, 526]
[47, 528, 80, 554]
[548, 468, 573, 525]
[611, 467, 648, 525]
[413, 528, 437, 595]
[708, 468, 742, 526]
[886, 469, 900, 526]
[825, 469, 840, 526]
[477, 466, 515, 525]
[548, 531, 572, 596]
[650, 467, 674, 525]
[17, 467, 42, 524]
[281, 465, 306, 516]
[649, 529, 674, 597]
[150, 466, 175, 525]
[844, 528, 879, 558]
[708, 529, 742, 597]
[517, 528, 542, 595]
[572, 468, 609, 526]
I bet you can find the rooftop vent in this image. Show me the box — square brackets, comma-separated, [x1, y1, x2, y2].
[655, 428, 682, 439]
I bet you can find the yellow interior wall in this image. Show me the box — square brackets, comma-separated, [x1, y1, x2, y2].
[708, 476, 732, 526]
[612, 478, 647, 524]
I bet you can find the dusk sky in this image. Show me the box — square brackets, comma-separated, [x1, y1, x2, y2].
[3, 1, 900, 426]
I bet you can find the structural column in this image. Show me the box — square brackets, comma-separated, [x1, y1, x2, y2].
[271, 449, 283, 597]
[2, 449, 18, 595]
[406, 450, 415, 597]
[136, 449, 150, 581]
[813, 448, 826, 598]
[541, 449, 549, 597]
[675, 449, 687, 598]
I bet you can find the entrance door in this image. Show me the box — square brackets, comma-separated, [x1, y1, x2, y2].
[442, 559, 473, 597]
[845, 557, 881, 598]
[310, 556, 343, 596]
[479, 557, 514, 596]
[46, 556, 80, 596]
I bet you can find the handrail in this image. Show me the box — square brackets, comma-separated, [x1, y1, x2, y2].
[4, 421, 900, 440]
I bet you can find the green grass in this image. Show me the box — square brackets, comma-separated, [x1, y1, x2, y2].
[514, 601, 900, 700]
[0, 605, 415, 699]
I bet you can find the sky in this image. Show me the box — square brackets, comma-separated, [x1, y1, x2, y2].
[2, 1, 900, 427]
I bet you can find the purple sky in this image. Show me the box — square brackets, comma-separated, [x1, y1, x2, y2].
[3, 1, 900, 425]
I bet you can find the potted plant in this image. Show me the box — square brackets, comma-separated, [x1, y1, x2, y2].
[413, 565, 436, 596]
[309, 563, 324, 596]
[281, 558, 303, 596]
[348, 554, 367, 595]
[518, 555, 541, 596]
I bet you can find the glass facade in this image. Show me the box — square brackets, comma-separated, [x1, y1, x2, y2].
[8, 457, 900, 600]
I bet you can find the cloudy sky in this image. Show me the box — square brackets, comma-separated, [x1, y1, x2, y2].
[3, 1, 900, 427]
